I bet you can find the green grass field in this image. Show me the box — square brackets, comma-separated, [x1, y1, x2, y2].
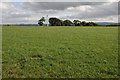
[2, 26, 118, 78]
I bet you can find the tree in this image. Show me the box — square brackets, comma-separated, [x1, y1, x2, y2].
[81, 21, 86, 26]
[63, 20, 73, 26]
[38, 17, 98, 26]
[90, 22, 98, 26]
[38, 17, 45, 26]
[73, 20, 81, 26]
[86, 22, 98, 26]
[49, 17, 63, 26]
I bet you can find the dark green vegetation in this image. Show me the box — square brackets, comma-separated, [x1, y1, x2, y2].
[48, 17, 97, 26]
[38, 17, 45, 26]
[2, 26, 118, 78]
[38, 17, 97, 26]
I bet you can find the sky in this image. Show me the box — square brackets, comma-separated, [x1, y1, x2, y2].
[0, 0, 119, 24]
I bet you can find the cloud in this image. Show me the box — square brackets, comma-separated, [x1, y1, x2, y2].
[2, 0, 119, 2]
[63, 2, 118, 19]
[22, 2, 106, 11]
[1, 2, 118, 24]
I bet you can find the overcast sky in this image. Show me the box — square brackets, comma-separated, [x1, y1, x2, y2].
[1, 0, 119, 24]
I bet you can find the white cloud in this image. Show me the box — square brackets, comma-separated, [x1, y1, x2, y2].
[1, 2, 119, 24]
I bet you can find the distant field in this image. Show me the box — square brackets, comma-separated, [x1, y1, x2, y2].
[2, 26, 118, 78]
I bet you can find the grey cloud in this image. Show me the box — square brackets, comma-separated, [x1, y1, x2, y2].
[2, 0, 119, 2]
[60, 2, 118, 19]
[1, 2, 118, 24]
[22, 2, 105, 11]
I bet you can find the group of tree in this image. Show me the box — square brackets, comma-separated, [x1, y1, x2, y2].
[49, 18, 74, 26]
[38, 17, 98, 26]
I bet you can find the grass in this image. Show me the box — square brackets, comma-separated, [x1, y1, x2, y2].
[2, 26, 118, 78]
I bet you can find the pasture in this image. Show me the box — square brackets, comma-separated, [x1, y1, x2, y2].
[2, 26, 118, 78]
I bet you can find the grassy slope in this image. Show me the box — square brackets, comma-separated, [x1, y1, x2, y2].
[2, 26, 118, 78]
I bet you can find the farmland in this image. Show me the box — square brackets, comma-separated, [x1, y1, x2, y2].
[2, 26, 118, 78]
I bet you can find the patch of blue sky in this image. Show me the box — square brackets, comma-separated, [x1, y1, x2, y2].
[12, 2, 22, 8]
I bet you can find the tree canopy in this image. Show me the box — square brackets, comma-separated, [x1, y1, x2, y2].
[49, 17, 63, 26]
[63, 20, 73, 26]
[38, 17, 98, 26]
[38, 17, 45, 26]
